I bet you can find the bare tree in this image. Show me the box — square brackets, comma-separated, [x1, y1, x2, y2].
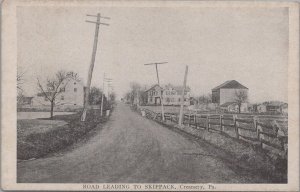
[129, 82, 141, 104]
[37, 70, 78, 119]
[234, 90, 248, 113]
[17, 67, 26, 103]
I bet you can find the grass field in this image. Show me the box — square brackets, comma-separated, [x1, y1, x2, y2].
[17, 110, 109, 160]
[17, 119, 68, 137]
[140, 105, 190, 114]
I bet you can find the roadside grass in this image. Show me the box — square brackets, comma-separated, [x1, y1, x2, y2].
[17, 119, 68, 137]
[157, 120, 287, 183]
[17, 109, 107, 160]
[141, 105, 189, 114]
[138, 106, 287, 183]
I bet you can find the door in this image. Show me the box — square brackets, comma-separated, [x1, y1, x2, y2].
[155, 97, 161, 105]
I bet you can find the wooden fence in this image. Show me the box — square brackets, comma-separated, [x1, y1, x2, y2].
[140, 108, 288, 153]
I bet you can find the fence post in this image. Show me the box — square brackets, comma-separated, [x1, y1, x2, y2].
[259, 130, 263, 148]
[272, 120, 283, 150]
[220, 115, 223, 132]
[233, 115, 239, 139]
[206, 115, 210, 131]
[254, 116, 262, 148]
[253, 116, 258, 138]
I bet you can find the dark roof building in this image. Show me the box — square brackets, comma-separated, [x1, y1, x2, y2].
[212, 80, 248, 91]
[212, 80, 248, 105]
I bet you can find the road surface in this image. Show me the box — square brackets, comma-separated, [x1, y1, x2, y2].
[18, 102, 265, 183]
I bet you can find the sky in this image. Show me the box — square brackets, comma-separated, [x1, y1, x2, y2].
[17, 6, 288, 103]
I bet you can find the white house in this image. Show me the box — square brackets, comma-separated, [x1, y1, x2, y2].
[163, 84, 190, 106]
[144, 84, 163, 105]
[144, 84, 190, 106]
[32, 78, 84, 108]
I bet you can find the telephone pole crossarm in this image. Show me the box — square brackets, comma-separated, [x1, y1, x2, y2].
[85, 20, 110, 26]
[143, 62, 168, 66]
[86, 14, 110, 19]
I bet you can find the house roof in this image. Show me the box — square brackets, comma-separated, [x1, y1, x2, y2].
[220, 102, 237, 107]
[145, 84, 191, 94]
[164, 84, 191, 93]
[144, 84, 163, 92]
[212, 80, 248, 91]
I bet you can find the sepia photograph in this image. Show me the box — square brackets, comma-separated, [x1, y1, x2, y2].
[1, 0, 299, 191]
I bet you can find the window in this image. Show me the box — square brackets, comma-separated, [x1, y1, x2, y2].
[74, 88, 77, 92]
[74, 82, 77, 85]
[61, 95, 64, 100]
[178, 98, 181, 102]
[44, 97, 48, 101]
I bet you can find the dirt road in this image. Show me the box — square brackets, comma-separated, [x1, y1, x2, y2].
[18, 102, 264, 183]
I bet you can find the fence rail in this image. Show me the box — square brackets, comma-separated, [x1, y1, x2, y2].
[140, 108, 287, 153]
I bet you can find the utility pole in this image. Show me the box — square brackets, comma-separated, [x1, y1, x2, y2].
[137, 88, 140, 107]
[144, 62, 168, 121]
[178, 65, 189, 126]
[81, 13, 110, 121]
[107, 84, 113, 101]
[100, 73, 113, 116]
[100, 73, 105, 117]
